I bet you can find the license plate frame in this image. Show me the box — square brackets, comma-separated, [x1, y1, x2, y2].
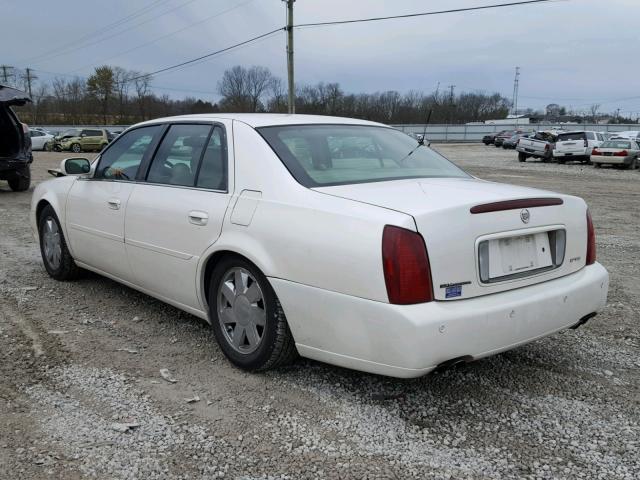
[487, 233, 552, 281]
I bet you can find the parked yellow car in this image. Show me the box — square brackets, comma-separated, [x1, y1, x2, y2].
[53, 128, 113, 153]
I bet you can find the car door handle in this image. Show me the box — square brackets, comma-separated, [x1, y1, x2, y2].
[107, 198, 121, 210]
[188, 211, 208, 226]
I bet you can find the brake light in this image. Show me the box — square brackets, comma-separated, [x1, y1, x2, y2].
[614, 150, 628, 157]
[586, 210, 596, 265]
[382, 225, 433, 304]
[591, 148, 601, 155]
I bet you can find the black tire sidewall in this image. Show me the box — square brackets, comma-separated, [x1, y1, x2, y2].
[8, 167, 31, 191]
[208, 256, 281, 371]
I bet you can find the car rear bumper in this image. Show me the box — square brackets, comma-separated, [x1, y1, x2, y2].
[271, 262, 609, 378]
[591, 155, 633, 165]
[0, 155, 32, 172]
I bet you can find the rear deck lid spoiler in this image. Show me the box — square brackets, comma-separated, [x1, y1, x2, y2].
[470, 197, 563, 214]
[0, 84, 31, 106]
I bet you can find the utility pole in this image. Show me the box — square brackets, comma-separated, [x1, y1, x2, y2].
[511, 66, 520, 125]
[284, 0, 295, 114]
[0, 65, 13, 85]
[23, 68, 37, 98]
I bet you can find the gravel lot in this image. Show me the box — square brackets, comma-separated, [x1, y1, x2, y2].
[1, 145, 638, 479]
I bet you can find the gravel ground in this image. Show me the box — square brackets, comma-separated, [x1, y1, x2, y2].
[0, 145, 638, 479]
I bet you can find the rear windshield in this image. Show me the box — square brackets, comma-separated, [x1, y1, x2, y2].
[601, 140, 631, 149]
[258, 124, 470, 187]
[557, 132, 586, 142]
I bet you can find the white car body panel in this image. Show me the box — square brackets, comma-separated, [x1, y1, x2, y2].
[30, 114, 609, 378]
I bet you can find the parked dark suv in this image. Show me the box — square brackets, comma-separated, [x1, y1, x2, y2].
[0, 85, 32, 191]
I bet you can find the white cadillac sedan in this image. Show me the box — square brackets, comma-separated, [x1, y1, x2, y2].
[30, 114, 609, 378]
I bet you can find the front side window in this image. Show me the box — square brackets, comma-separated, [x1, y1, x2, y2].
[258, 124, 469, 187]
[95, 125, 161, 181]
[146, 124, 212, 187]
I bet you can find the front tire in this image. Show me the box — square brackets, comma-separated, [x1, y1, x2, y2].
[38, 205, 80, 280]
[209, 255, 297, 371]
[8, 166, 31, 191]
[71, 143, 82, 153]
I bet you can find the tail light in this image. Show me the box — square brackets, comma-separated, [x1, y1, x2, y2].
[591, 148, 601, 155]
[586, 209, 596, 265]
[382, 225, 433, 304]
[545, 143, 550, 151]
[614, 150, 628, 157]
[584, 138, 588, 147]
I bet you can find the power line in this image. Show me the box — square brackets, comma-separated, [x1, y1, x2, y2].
[126, 27, 284, 82]
[30, 0, 200, 66]
[69, 0, 256, 75]
[23, 0, 174, 64]
[292, 0, 558, 29]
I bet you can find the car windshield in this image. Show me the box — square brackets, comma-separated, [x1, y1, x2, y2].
[258, 124, 470, 187]
[60, 129, 80, 138]
[601, 140, 631, 149]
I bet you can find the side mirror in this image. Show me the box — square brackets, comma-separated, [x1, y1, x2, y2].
[61, 157, 91, 175]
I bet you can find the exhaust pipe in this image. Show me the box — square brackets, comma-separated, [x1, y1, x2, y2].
[435, 355, 473, 372]
[570, 312, 597, 330]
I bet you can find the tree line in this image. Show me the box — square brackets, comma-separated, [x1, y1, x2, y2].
[12, 64, 511, 125]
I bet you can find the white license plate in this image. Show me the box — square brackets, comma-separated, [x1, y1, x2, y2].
[488, 233, 552, 280]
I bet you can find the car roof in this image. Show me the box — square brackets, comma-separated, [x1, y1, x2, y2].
[134, 113, 388, 129]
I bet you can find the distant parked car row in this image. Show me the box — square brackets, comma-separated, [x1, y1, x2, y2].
[483, 128, 639, 170]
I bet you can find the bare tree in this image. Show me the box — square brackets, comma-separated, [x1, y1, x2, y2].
[133, 73, 152, 120]
[589, 104, 601, 123]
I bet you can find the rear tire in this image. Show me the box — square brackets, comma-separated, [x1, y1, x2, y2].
[209, 255, 298, 371]
[594, 162, 602, 168]
[627, 158, 637, 170]
[7, 166, 31, 191]
[38, 205, 80, 281]
[518, 152, 527, 162]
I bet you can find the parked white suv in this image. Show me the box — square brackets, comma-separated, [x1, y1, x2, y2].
[553, 131, 604, 164]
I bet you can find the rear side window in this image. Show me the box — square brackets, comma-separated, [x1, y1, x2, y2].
[557, 132, 586, 142]
[146, 124, 212, 187]
[196, 126, 228, 191]
[95, 125, 161, 181]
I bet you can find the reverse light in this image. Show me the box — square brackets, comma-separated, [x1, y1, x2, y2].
[382, 225, 433, 304]
[586, 209, 596, 265]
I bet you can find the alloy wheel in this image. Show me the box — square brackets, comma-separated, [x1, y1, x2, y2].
[42, 217, 62, 270]
[217, 267, 266, 354]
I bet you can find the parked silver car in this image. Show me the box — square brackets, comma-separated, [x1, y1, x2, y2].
[590, 139, 639, 169]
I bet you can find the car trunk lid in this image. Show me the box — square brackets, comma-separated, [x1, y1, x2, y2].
[315, 178, 588, 300]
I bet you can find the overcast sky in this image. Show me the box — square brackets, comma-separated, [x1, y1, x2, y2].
[2, 0, 639, 115]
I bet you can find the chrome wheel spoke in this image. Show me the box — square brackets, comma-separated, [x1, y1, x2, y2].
[220, 308, 236, 325]
[235, 269, 247, 294]
[232, 324, 245, 348]
[245, 324, 260, 346]
[221, 283, 236, 305]
[251, 307, 266, 327]
[245, 283, 261, 303]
